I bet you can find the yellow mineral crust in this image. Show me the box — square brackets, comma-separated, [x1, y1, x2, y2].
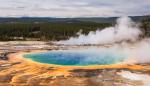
[6, 51, 150, 77]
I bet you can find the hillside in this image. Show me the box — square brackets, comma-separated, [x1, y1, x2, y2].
[0, 15, 149, 23]
[0, 15, 149, 41]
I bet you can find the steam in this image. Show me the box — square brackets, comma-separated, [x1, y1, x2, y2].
[123, 39, 150, 63]
[57, 16, 142, 45]
[55, 16, 150, 64]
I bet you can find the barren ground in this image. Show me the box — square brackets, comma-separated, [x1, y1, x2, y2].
[0, 41, 149, 86]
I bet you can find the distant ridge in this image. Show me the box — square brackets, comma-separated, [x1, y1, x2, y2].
[0, 15, 149, 23]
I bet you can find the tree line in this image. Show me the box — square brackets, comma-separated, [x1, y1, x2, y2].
[0, 22, 111, 41]
[0, 16, 149, 41]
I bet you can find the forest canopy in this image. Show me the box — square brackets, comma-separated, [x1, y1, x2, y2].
[0, 21, 111, 41]
[0, 16, 149, 41]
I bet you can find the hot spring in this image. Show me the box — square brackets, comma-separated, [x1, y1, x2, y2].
[24, 49, 127, 66]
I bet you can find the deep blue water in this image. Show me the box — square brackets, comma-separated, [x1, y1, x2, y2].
[24, 49, 127, 66]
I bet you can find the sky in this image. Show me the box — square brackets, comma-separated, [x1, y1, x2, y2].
[0, 0, 150, 17]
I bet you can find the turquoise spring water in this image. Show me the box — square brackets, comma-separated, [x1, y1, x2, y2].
[24, 49, 127, 66]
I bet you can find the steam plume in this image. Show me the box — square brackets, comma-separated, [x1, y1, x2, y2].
[57, 16, 142, 45]
[55, 17, 150, 64]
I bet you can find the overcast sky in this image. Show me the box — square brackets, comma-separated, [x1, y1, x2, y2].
[0, 0, 150, 17]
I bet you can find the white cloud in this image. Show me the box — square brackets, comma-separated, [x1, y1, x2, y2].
[0, 0, 149, 17]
